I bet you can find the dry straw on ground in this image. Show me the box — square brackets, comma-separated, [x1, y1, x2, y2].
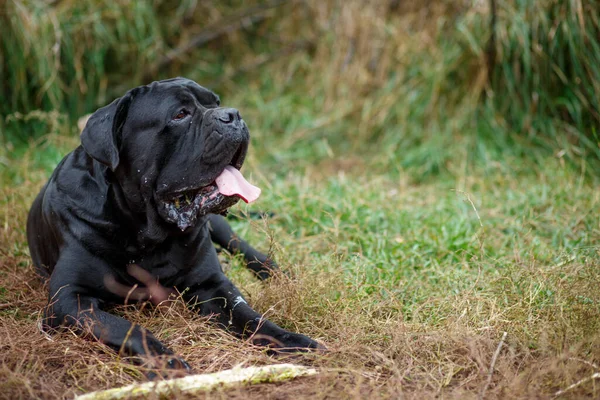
[2, 164, 599, 399]
[1, 1, 600, 399]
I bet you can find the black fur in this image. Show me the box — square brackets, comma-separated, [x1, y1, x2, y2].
[27, 78, 321, 374]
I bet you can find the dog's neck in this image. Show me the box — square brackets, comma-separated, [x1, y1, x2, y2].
[104, 167, 209, 252]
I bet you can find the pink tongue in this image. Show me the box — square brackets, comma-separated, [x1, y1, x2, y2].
[215, 166, 261, 203]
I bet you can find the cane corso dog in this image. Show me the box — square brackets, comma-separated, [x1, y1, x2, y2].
[27, 77, 321, 373]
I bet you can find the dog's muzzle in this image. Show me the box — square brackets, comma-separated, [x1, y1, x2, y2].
[157, 107, 260, 231]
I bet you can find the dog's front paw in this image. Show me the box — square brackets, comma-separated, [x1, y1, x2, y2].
[141, 355, 193, 380]
[166, 356, 193, 372]
[279, 332, 326, 352]
[252, 331, 326, 353]
[247, 257, 281, 280]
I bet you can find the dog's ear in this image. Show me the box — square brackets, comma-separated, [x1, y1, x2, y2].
[81, 93, 132, 171]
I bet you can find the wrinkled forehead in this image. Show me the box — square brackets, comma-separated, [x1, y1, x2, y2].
[160, 78, 220, 105]
[128, 78, 220, 114]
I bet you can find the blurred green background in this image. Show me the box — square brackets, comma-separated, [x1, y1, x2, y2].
[1, 0, 599, 182]
[1, 2, 600, 397]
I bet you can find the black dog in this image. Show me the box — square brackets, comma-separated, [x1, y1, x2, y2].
[26, 78, 321, 372]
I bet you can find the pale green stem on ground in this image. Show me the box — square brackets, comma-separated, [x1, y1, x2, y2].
[75, 364, 318, 400]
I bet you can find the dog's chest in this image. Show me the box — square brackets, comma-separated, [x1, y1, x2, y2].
[123, 238, 201, 284]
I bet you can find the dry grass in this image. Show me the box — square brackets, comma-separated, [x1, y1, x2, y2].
[2, 263, 599, 399]
[1, 1, 600, 398]
[1, 131, 599, 398]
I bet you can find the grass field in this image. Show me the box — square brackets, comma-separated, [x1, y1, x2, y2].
[1, 1, 600, 399]
[1, 91, 599, 398]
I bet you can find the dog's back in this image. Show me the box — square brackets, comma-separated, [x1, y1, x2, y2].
[26, 156, 71, 279]
[27, 183, 58, 278]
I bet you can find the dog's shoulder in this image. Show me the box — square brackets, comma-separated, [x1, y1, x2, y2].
[49, 146, 109, 197]
[42, 146, 116, 231]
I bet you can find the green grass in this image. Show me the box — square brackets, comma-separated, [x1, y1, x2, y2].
[489, 0, 600, 155]
[2, 85, 598, 397]
[2, 1, 599, 170]
[1, 0, 600, 398]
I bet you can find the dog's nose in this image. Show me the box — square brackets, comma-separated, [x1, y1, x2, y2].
[215, 108, 241, 124]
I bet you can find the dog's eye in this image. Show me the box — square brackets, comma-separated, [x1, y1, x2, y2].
[172, 109, 189, 121]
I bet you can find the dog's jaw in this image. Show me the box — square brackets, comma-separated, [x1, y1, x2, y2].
[158, 184, 239, 231]
[157, 165, 260, 231]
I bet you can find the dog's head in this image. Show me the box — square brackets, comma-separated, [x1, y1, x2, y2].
[81, 77, 260, 231]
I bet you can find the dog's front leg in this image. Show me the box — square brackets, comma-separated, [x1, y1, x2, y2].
[180, 250, 321, 351]
[207, 214, 280, 280]
[44, 251, 191, 372]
